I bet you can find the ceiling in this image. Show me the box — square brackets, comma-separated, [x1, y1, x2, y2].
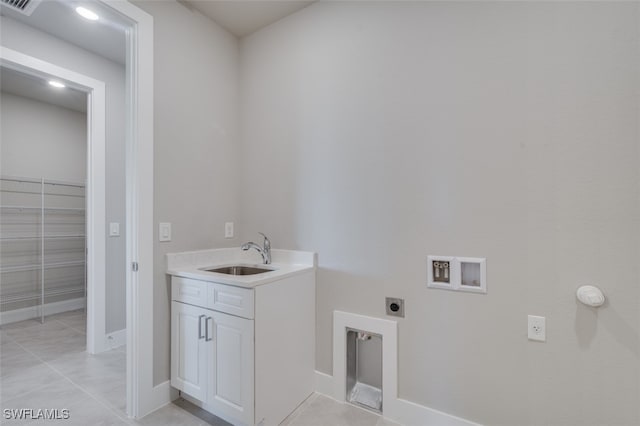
[0, 0, 316, 69]
[180, 0, 315, 38]
[0, 0, 314, 139]
[0, 66, 87, 113]
[0, 0, 128, 65]
[0, 1, 120, 111]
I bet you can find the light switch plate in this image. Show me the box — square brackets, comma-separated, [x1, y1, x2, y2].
[109, 222, 120, 237]
[159, 222, 171, 242]
[224, 222, 234, 239]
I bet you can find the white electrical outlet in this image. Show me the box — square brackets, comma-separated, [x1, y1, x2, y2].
[224, 222, 234, 239]
[528, 315, 546, 342]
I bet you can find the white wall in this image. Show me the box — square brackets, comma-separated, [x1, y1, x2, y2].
[130, 0, 240, 386]
[239, 2, 640, 425]
[1, 17, 127, 334]
[1, 92, 86, 180]
[0, 92, 87, 312]
[1, 1, 241, 387]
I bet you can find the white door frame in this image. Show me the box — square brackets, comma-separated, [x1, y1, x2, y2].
[98, 0, 156, 419]
[0, 0, 156, 418]
[2, 0, 155, 418]
[0, 47, 107, 355]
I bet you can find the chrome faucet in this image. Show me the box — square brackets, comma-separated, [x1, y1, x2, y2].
[241, 232, 271, 264]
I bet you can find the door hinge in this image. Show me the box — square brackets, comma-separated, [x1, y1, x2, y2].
[132, 262, 139, 272]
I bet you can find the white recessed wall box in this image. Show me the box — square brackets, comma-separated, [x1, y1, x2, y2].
[427, 256, 487, 294]
[458, 257, 487, 293]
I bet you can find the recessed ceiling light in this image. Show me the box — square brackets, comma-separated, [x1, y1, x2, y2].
[48, 81, 66, 88]
[75, 6, 99, 21]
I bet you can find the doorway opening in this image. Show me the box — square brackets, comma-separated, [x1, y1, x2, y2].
[0, 0, 154, 418]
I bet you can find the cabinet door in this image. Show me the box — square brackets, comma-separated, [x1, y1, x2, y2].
[171, 301, 209, 401]
[207, 311, 254, 425]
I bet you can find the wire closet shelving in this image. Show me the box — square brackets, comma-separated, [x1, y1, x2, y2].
[0, 175, 86, 324]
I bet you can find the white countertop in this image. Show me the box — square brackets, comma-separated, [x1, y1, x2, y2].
[166, 248, 317, 289]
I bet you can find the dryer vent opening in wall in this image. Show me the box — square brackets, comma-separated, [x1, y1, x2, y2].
[346, 328, 383, 413]
[0, 0, 42, 16]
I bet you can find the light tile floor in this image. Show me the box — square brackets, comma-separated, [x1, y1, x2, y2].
[0, 310, 134, 425]
[282, 394, 400, 426]
[0, 310, 399, 425]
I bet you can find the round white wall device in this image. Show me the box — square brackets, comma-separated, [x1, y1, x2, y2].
[576, 285, 605, 307]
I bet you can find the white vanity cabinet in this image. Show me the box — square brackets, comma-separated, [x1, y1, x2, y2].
[171, 297, 254, 425]
[171, 301, 210, 402]
[170, 266, 315, 426]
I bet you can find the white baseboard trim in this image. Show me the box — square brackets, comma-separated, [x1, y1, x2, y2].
[93, 326, 128, 355]
[314, 371, 480, 426]
[391, 397, 481, 426]
[146, 380, 178, 415]
[0, 298, 85, 326]
[314, 370, 334, 397]
[105, 328, 126, 349]
[142, 372, 479, 426]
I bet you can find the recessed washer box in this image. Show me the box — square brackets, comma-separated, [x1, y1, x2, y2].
[427, 255, 456, 290]
[427, 256, 487, 294]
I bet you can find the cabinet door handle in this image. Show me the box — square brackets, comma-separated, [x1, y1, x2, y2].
[198, 314, 206, 339]
[205, 316, 213, 341]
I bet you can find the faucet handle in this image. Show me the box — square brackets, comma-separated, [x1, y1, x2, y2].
[258, 232, 270, 249]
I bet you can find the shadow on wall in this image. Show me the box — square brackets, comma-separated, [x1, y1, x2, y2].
[157, 273, 173, 386]
[575, 300, 600, 349]
[575, 299, 639, 357]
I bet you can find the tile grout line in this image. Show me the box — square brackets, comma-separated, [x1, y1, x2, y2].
[52, 317, 87, 336]
[3, 323, 132, 425]
[281, 392, 318, 426]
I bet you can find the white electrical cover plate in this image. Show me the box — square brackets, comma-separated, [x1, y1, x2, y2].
[109, 222, 120, 237]
[528, 315, 546, 342]
[427, 255, 486, 293]
[159, 222, 171, 242]
[224, 222, 234, 239]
